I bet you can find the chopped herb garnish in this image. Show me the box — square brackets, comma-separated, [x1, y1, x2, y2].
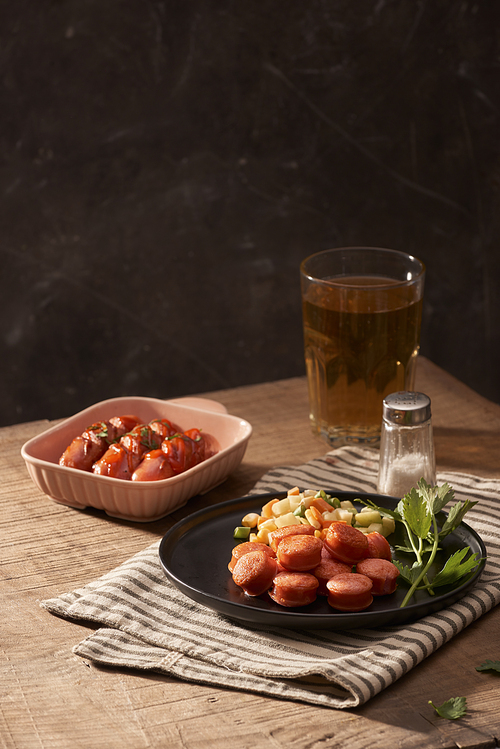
[88, 421, 109, 440]
[476, 660, 500, 673]
[428, 696, 467, 720]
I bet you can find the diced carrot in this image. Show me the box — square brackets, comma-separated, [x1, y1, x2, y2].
[308, 506, 323, 525]
[261, 499, 279, 518]
[311, 497, 333, 514]
[321, 519, 336, 528]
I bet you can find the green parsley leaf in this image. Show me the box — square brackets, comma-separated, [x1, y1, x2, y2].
[392, 543, 415, 554]
[392, 559, 424, 585]
[415, 478, 438, 509]
[430, 548, 482, 588]
[354, 482, 479, 608]
[394, 539, 437, 555]
[428, 696, 467, 720]
[400, 488, 433, 539]
[476, 660, 500, 673]
[439, 499, 478, 539]
[423, 480, 455, 514]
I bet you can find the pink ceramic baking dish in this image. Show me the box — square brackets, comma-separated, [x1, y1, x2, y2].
[21, 396, 252, 522]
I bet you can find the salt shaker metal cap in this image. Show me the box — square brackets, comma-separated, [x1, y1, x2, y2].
[383, 392, 432, 426]
[377, 391, 436, 497]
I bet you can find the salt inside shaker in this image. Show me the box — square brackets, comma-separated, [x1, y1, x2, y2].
[377, 391, 436, 497]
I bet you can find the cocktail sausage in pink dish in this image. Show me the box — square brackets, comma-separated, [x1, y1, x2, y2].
[59, 415, 141, 471]
[91, 442, 139, 480]
[93, 424, 163, 479]
[183, 428, 219, 461]
[130, 450, 176, 482]
[60, 416, 219, 482]
[161, 432, 205, 475]
[149, 418, 183, 439]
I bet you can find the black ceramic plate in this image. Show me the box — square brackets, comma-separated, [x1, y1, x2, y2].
[158, 490, 487, 630]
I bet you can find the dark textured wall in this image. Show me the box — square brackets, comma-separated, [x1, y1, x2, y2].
[1, 1, 499, 426]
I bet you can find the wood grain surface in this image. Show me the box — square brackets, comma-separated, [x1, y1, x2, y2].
[2, 357, 500, 749]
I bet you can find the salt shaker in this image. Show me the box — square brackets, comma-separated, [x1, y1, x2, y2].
[377, 391, 436, 497]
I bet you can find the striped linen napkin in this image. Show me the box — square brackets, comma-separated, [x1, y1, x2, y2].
[41, 446, 500, 709]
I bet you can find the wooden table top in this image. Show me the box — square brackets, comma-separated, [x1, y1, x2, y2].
[2, 356, 500, 749]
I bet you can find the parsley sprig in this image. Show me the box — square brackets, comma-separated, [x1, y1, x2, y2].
[476, 659, 500, 673]
[364, 479, 482, 608]
[429, 696, 467, 720]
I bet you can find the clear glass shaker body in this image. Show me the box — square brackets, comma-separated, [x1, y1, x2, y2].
[377, 392, 436, 497]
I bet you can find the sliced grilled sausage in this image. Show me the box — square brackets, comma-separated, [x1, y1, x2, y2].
[268, 524, 315, 553]
[355, 558, 400, 595]
[276, 534, 323, 572]
[231, 550, 279, 596]
[326, 573, 374, 612]
[324, 522, 369, 564]
[312, 558, 352, 596]
[228, 542, 276, 573]
[366, 532, 393, 561]
[269, 572, 319, 607]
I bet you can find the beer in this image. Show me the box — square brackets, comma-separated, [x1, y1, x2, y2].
[302, 275, 423, 445]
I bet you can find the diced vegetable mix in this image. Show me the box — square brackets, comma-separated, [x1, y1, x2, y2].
[233, 488, 396, 545]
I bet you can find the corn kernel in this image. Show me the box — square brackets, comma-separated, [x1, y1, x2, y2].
[258, 518, 277, 532]
[309, 506, 323, 524]
[305, 509, 321, 529]
[242, 513, 260, 528]
[256, 528, 271, 544]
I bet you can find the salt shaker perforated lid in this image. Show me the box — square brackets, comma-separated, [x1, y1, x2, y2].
[377, 391, 436, 497]
[382, 391, 431, 426]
